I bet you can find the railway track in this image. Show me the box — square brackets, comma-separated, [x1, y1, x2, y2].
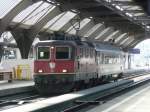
[0, 95, 39, 110]
[0, 70, 150, 111]
[0, 92, 50, 111]
[61, 74, 150, 112]
[122, 70, 150, 79]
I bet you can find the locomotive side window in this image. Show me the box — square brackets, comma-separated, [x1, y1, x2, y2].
[56, 47, 71, 59]
[37, 47, 50, 59]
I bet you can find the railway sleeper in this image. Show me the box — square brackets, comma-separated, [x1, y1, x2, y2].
[74, 100, 106, 105]
[0, 100, 31, 107]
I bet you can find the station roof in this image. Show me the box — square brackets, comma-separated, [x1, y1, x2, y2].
[0, 0, 149, 50]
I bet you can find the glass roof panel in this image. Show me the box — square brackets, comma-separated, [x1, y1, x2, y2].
[67, 18, 91, 34]
[84, 23, 103, 37]
[113, 0, 132, 1]
[0, 37, 3, 42]
[0, 0, 22, 19]
[13, 1, 55, 25]
[122, 6, 133, 9]
[115, 33, 127, 43]
[49, 11, 76, 31]
[134, 13, 145, 16]
[43, 13, 65, 29]
[123, 5, 142, 10]
[120, 37, 129, 45]
[127, 6, 141, 10]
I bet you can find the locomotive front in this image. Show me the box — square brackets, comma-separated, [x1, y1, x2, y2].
[34, 41, 76, 94]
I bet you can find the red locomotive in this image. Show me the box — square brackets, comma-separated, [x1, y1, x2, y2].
[34, 40, 124, 94]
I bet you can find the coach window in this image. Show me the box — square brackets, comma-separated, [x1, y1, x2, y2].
[80, 48, 83, 57]
[83, 48, 86, 57]
[37, 47, 50, 59]
[90, 49, 93, 58]
[56, 47, 71, 59]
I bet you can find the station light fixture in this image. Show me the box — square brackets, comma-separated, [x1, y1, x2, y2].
[71, 9, 79, 13]
[144, 25, 150, 31]
[56, 3, 60, 6]
[146, 25, 150, 29]
[105, 0, 112, 3]
[112, 4, 116, 6]
[115, 5, 124, 11]
[102, 21, 105, 24]
[142, 22, 146, 25]
[89, 16, 93, 19]
[125, 12, 133, 17]
[3, 46, 7, 49]
[46, 0, 56, 4]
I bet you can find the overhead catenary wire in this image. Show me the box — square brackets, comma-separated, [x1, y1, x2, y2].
[43, 12, 67, 32]
[22, 4, 53, 24]
[13, 1, 45, 29]
[68, 16, 81, 36]
[35, 5, 54, 24]
[13, 1, 54, 29]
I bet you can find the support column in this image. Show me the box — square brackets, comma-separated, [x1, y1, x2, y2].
[12, 29, 33, 59]
[128, 54, 131, 69]
[0, 45, 3, 62]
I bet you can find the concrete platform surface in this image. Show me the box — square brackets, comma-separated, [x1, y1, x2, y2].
[0, 80, 34, 97]
[87, 82, 150, 112]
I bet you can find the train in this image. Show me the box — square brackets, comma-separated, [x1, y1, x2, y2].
[33, 40, 126, 94]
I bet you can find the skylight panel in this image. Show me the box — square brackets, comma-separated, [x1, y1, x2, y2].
[0, 0, 22, 19]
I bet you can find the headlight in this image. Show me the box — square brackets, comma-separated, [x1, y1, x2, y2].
[62, 69, 67, 73]
[38, 69, 43, 73]
[51, 46, 54, 49]
[113, 74, 118, 78]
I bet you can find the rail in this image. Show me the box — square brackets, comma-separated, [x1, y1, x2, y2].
[62, 75, 150, 112]
[1, 70, 150, 112]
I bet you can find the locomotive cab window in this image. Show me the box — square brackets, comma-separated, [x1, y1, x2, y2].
[56, 47, 71, 59]
[37, 47, 50, 59]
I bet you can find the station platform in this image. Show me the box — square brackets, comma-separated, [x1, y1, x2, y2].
[87, 82, 150, 112]
[0, 80, 34, 97]
[1, 79, 133, 112]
